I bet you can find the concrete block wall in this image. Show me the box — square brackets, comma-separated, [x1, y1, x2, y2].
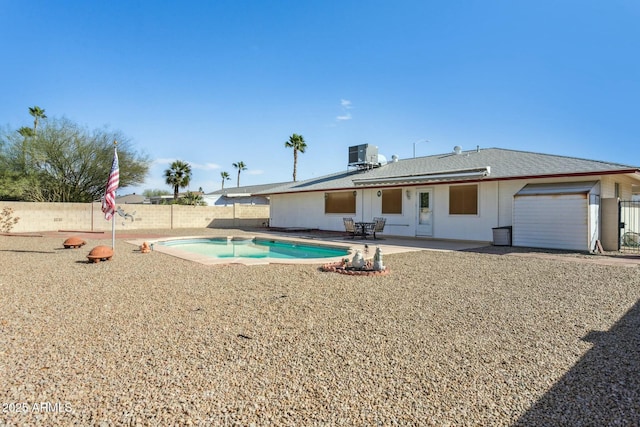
[1, 202, 97, 233]
[1, 202, 269, 233]
[231, 204, 272, 227]
[102, 204, 173, 230]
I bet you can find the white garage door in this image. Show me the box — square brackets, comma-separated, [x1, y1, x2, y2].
[513, 182, 596, 251]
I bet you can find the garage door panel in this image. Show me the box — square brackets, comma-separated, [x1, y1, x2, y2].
[513, 195, 587, 251]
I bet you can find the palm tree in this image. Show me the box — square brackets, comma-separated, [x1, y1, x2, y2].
[232, 161, 247, 187]
[28, 106, 47, 134]
[17, 127, 35, 173]
[180, 191, 204, 206]
[220, 171, 230, 189]
[285, 133, 307, 181]
[17, 127, 35, 138]
[164, 160, 192, 199]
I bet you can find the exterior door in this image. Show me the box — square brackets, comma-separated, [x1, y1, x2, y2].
[416, 188, 433, 236]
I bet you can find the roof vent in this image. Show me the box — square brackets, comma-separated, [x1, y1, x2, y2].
[391, 154, 399, 162]
[453, 146, 462, 154]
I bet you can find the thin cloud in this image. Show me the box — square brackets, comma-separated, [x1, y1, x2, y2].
[190, 162, 220, 170]
[151, 158, 219, 170]
[336, 99, 353, 121]
[153, 158, 176, 165]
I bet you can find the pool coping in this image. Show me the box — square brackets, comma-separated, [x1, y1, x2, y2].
[126, 234, 357, 265]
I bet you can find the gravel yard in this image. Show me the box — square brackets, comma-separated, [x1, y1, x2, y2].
[1, 229, 639, 426]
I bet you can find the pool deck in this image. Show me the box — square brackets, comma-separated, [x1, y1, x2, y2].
[126, 232, 489, 265]
[27, 227, 639, 267]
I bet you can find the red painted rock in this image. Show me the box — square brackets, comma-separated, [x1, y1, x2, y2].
[87, 245, 114, 263]
[320, 262, 390, 276]
[63, 237, 86, 249]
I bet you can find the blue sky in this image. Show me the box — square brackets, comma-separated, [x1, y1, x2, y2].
[1, 1, 639, 195]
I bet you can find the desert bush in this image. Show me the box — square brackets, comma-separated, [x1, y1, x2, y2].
[0, 207, 20, 232]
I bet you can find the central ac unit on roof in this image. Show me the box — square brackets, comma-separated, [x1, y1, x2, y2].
[348, 144, 379, 168]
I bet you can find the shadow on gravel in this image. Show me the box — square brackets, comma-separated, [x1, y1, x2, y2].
[513, 299, 640, 426]
[461, 245, 587, 257]
[463, 245, 640, 261]
[0, 249, 56, 254]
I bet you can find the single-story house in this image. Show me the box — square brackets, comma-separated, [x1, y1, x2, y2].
[116, 194, 149, 204]
[257, 146, 640, 251]
[203, 182, 290, 206]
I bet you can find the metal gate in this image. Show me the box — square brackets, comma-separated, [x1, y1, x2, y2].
[619, 200, 640, 253]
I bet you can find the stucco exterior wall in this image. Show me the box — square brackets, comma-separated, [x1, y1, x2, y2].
[267, 173, 637, 243]
[269, 192, 331, 230]
[601, 198, 620, 251]
[601, 174, 637, 199]
[430, 182, 499, 241]
[1, 202, 269, 233]
[270, 183, 500, 241]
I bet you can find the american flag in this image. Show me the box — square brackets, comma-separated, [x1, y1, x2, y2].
[102, 147, 119, 220]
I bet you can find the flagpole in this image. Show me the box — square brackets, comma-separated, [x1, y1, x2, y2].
[111, 141, 117, 250]
[101, 140, 119, 250]
[111, 208, 116, 249]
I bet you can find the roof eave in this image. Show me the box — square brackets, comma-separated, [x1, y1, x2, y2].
[352, 167, 491, 186]
[265, 168, 640, 196]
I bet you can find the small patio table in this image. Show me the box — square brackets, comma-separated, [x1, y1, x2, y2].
[355, 222, 375, 239]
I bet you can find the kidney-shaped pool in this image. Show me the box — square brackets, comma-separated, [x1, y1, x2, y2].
[147, 236, 352, 265]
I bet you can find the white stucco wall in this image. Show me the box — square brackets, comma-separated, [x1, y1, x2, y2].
[428, 182, 499, 241]
[268, 174, 638, 243]
[600, 174, 637, 199]
[270, 184, 499, 241]
[270, 192, 329, 229]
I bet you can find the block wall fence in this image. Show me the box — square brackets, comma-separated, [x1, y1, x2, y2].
[1, 202, 270, 233]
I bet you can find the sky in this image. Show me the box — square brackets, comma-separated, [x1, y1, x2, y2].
[1, 1, 639, 195]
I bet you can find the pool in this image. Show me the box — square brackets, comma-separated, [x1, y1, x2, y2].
[154, 236, 351, 264]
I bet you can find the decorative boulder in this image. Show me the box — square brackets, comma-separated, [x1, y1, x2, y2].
[63, 237, 86, 249]
[87, 245, 114, 263]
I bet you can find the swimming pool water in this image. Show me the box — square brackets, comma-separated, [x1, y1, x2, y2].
[158, 237, 350, 259]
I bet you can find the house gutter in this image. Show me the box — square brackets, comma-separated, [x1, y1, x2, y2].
[352, 167, 491, 185]
[480, 169, 640, 184]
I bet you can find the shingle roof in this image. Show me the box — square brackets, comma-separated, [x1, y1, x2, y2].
[207, 181, 291, 196]
[256, 148, 640, 195]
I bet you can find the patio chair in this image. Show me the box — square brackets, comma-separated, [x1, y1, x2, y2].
[372, 217, 386, 240]
[343, 217, 357, 239]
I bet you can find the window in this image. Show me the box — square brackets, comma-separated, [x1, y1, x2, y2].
[325, 191, 356, 214]
[449, 184, 478, 215]
[381, 189, 402, 214]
